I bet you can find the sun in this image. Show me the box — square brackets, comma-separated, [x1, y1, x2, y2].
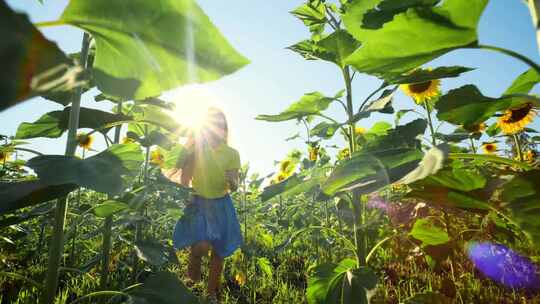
[168, 84, 221, 132]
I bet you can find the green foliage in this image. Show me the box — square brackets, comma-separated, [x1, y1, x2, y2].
[59, 0, 249, 100]
[256, 92, 337, 122]
[409, 218, 450, 246]
[0, 180, 76, 214]
[343, 0, 488, 75]
[15, 107, 131, 139]
[26, 143, 143, 195]
[383, 66, 474, 84]
[290, 1, 327, 39]
[504, 68, 540, 95]
[93, 200, 129, 217]
[129, 271, 198, 304]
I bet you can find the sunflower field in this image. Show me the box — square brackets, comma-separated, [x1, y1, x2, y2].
[1, 0, 540, 303]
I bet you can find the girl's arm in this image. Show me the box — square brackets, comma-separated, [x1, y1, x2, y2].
[225, 169, 239, 192]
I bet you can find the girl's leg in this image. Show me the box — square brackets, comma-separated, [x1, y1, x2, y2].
[208, 248, 224, 297]
[188, 241, 211, 282]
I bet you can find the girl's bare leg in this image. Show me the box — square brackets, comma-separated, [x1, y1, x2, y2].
[188, 241, 210, 282]
[208, 249, 224, 297]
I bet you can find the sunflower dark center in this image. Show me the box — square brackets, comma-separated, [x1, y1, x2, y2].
[408, 81, 432, 94]
[505, 103, 533, 123]
[485, 144, 496, 151]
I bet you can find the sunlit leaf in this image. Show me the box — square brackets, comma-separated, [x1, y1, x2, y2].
[26, 143, 143, 195]
[0, 1, 82, 111]
[290, 1, 326, 39]
[361, 0, 440, 29]
[311, 122, 341, 139]
[59, 0, 249, 100]
[504, 68, 540, 95]
[256, 92, 334, 122]
[93, 200, 129, 218]
[352, 88, 395, 122]
[15, 107, 131, 139]
[134, 241, 170, 266]
[410, 218, 450, 246]
[260, 175, 302, 202]
[343, 0, 488, 75]
[399, 144, 449, 185]
[384, 66, 474, 84]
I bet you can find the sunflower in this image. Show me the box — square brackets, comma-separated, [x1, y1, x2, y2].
[525, 150, 537, 163]
[464, 122, 487, 134]
[337, 148, 350, 160]
[308, 145, 319, 162]
[77, 133, 94, 150]
[150, 149, 165, 167]
[481, 142, 498, 154]
[497, 103, 537, 134]
[235, 272, 247, 286]
[400, 73, 441, 104]
[355, 127, 366, 136]
[0, 151, 10, 162]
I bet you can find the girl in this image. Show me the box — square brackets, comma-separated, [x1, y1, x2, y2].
[165, 107, 242, 302]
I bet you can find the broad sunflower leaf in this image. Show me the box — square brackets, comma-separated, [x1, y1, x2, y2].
[256, 92, 334, 122]
[0, 1, 82, 112]
[352, 88, 395, 121]
[504, 68, 540, 95]
[134, 240, 170, 266]
[260, 174, 302, 202]
[343, 0, 488, 75]
[15, 107, 131, 139]
[409, 218, 450, 246]
[398, 144, 449, 185]
[311, 122, 341, 139]
[26, 143, 143, 195]
[435, 85, 539, 126]
[361, 0, 440, 29]
[500, 170, 540, 249]
[361, 119, 426, 152]
[59, 0, 249, 100]
[130, 271, 198, 304]
[290, 1, 327, 38]
[93, 200, 129, 218]
[0, 180, 77, 215]
[384, 66, 474, 84]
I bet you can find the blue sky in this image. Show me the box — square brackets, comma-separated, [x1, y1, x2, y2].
[1, 0, 539, 176]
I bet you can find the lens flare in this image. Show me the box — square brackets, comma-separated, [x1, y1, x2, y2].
[467, 242, 539, 289]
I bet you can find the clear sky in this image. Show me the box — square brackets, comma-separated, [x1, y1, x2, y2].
[2, 0, 540, 176]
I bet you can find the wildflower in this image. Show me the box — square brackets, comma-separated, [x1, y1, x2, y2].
[400, 70, 441, 104]
[279, 159, 292, 173]
[355, 127, 366, 135]
[76, 133, 94, 150]
[235, 272, 246, 286]
[481, 142, 497, 154]
[150, 149, 165, 167]
[0, 151, 10, 162]
[121, 137, 134, 144]
[525, 150, 537, 163]
[337, 148, 350, 160]
[308, 145, 319, 162]
[497, 103, 537, 135]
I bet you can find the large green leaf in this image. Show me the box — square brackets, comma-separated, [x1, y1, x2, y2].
[0, 1, 81, 111]
[384, 66, 474, 84]
[398, 144, 449, 185]
[311, 122, 341, 139]
[307, 259, 377, 304]
[504, 68, 540, 95]
[500, 170, 540, 248]
[256, 92, 334, 122]
[26, 143, 143, 195]
[261, 167, 329, 201]
[435, 85, 539, 126]
[290, 1, 327, 38]
[352, 88, 395, 121]
[343, 0, 488, 75]
[260, 175, 302, 202]
[59, 0, 249, 100]
[361, 0, 440, 29]
[129, 271, 198, 304]
[0, 180, 77, 215]
[361, 119, 426, 152]
[409, 218, 450, 246]
[134, 241, 170, 266]
[93, 200, 129, 218]
[289, 30, 361, 68]
[15, 107, 131, 139]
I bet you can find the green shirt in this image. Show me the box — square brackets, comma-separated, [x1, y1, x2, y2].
[191, 143, 241, 199]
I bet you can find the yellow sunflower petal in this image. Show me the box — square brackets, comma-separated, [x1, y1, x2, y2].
[497, 103, 537, 135]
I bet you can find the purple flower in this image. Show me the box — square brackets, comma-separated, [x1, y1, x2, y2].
[367, 194, 390, 213]
[467, 242, 540, 289]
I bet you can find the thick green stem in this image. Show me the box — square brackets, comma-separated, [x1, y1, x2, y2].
[473, 44, 540, 74]
[100, 100, 123, 289]
[469, 137, 477, 154]
[423, 102, 437, 146]
[42, 32, 91, 304]
[527, 0, 540, 54]
[342, 66, 366, 267]
[513, 134, 524, 162]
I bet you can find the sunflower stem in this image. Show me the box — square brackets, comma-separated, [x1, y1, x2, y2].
[423, 102, 437, 146]
[513, 134, 525, 162]
[34, 20, 65, 28]
[469, 137, 477, 154]
[42, 32, 91, 304]
[474, 44, 540, 74]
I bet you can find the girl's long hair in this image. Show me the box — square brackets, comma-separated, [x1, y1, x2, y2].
[163, 107, 228, 185]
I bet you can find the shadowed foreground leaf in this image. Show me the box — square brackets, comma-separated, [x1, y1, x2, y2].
[0, 180, 76, 215]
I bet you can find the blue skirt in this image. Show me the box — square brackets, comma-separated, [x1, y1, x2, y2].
[173, 194, 242, 258]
